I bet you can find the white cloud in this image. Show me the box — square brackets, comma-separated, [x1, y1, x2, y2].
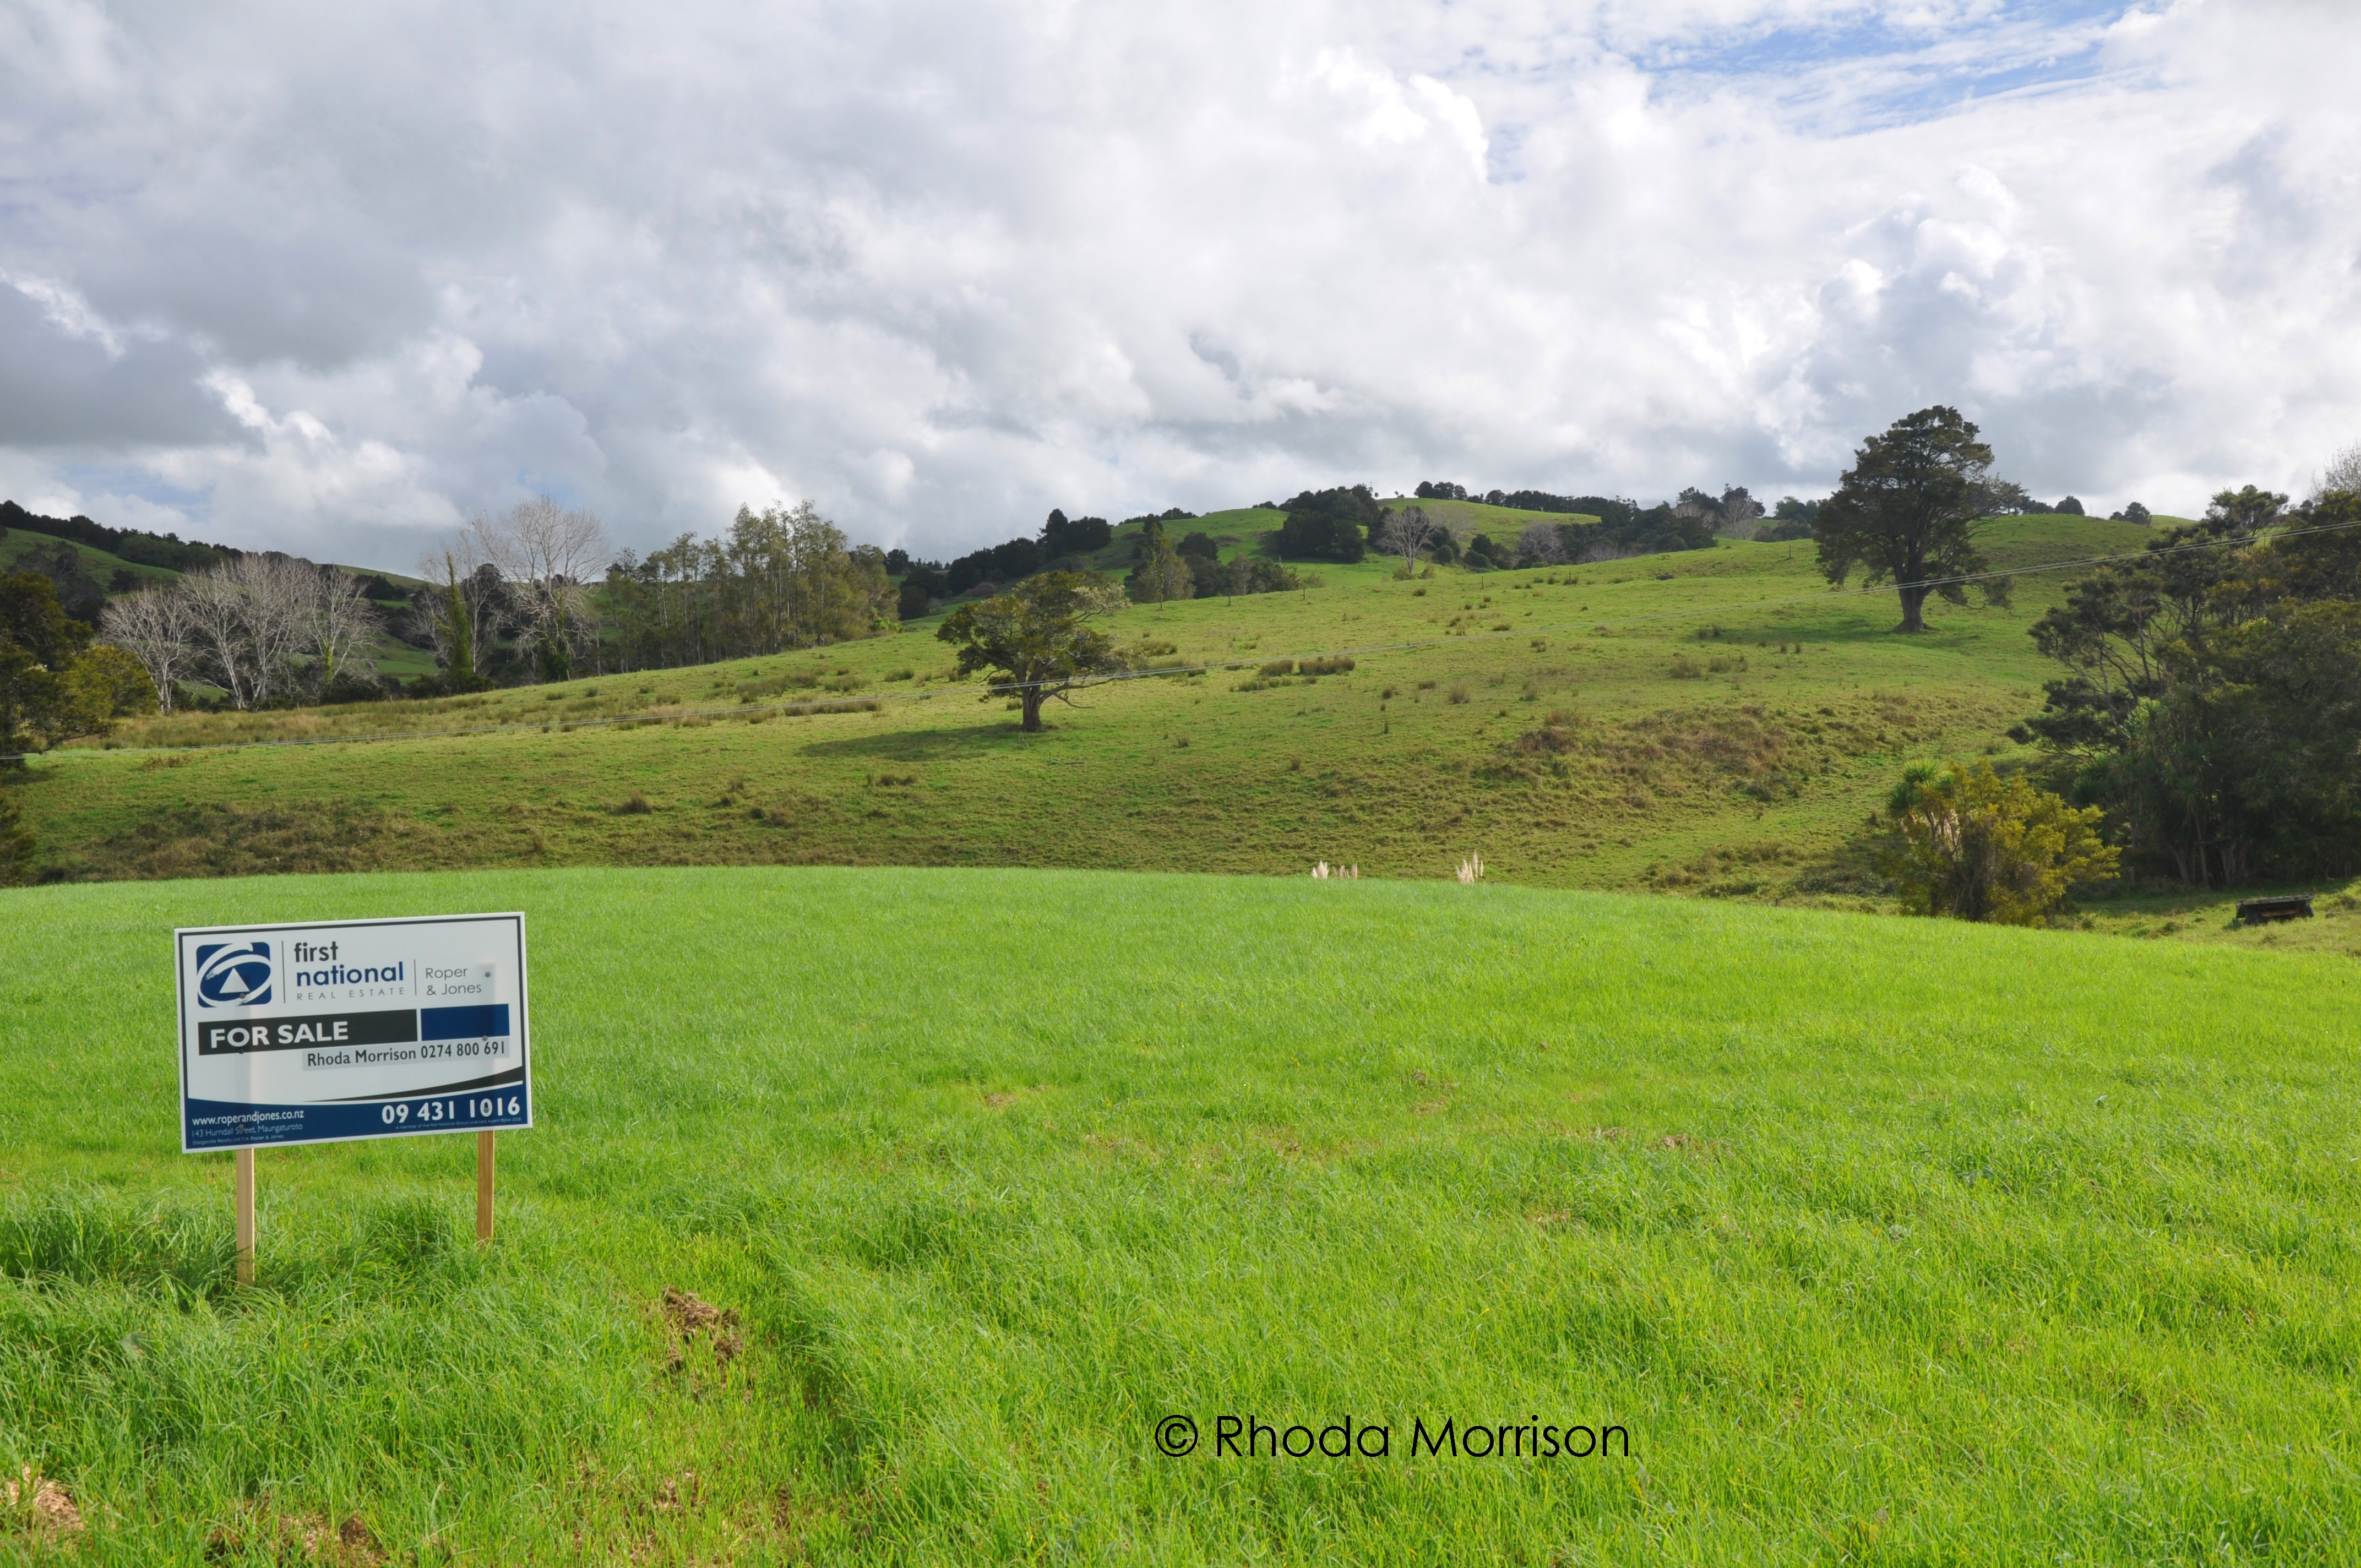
[0, 0, 2355, 566]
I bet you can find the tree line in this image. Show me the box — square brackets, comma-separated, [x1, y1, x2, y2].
[2016, 478, 2361, 887]
[1811, 405, 2361, 906]
[599, 502, 895, 673]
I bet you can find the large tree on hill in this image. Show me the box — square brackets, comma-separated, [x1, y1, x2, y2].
[937, 571, 1125, 732]
[1274, 487, 1375, 563]
[1816, 406, 2009, 632]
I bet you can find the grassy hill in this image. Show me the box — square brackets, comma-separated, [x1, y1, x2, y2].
[1374, 493, 1602, 538]
[0, 529, 183, 592]
[2, 504, 436, 683]
[2, 865, 2355, 1561]
[25, 511, 2338, 945]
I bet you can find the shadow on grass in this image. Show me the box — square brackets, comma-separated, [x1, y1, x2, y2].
[799, 722, 1045, 762]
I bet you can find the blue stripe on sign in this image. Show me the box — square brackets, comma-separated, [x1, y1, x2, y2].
[420, 1003, 511, 1040]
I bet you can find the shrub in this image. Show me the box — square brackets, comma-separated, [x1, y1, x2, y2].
[1883, 760, 2118, 925]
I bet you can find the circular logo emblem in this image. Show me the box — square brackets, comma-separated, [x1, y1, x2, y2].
[197, 942, 274, 1008]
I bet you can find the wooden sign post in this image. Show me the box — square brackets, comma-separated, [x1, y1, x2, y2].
[235, 1147, 257, 1286]
[477, 1130, 496, 1243]
[176, 913, 534, 1285]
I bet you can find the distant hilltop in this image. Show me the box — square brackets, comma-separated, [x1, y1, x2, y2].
[0, 499, 244, 575]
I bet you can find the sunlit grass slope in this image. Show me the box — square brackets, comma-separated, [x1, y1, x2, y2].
[19, 518, 2181, 905]
[2, 865, 2357, 1562]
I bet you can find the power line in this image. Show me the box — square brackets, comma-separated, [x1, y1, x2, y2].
[12, 515, 2357, 764]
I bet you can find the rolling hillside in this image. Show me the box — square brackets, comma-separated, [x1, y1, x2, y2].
[1, 503, 436, 680]
[13, 511, 2334, 952]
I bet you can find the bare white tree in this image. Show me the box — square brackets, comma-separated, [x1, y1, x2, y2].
[99, 588, 198, 713]
[176, 555, 313, 709]
[178, 568, 259, 709]
[231, 554, 314, 705]
[1516, 521, 1569, 566]
[2315, 440, 2361, 501]
[1377, 506, 1441, 574]
[292, 565, 379, 695]
[1718, 485, 1765, 537]
[471, 498, 608, 678]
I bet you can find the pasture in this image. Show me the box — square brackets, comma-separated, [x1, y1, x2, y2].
[9, 517, 2189, 905]
[2, 865, 2355, 1562]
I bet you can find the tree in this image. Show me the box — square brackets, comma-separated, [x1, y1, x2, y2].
[64, 644, 160, 728]
[176, 554, 313, 708]
[1975, 481, 2039, 516]
[1274, 487, 1375, 563]
[937, 571, 1125, 732]
[416, 539, 509, 688]
[1, 570, 87, 756]
[0, 571, 141, 753]
[601, 502, 894, 671]
[1124, 520, 1193, 603]
[293, 566, 378, 695]
[1041, 511, 1112, 558]
[2202, 484, 2284, 537]
[2317, 439, 2361, 500]
[472, 498, 607, 682]
[1376, 507, 1442, 575]
[429, 552, 488, 691]
[101, 587, 197, 711]
[1463, 533, 1509, 569]
[1718, 486, 1765, 534]
[1515, 521, 1570, 565]
[21, 540, 104, 622]
[1884, 759, 2118, 924]
[1815, 406, 2008, 632]
[2015, 489, 2361, 886]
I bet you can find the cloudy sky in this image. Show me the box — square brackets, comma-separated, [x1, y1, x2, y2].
[2, 0, 2357, 568]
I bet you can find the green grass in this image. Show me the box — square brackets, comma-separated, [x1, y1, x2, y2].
[25, 510, 2352, 953]
[1, 865, 2356, 1562]
[1373, 494, 1603, 537]
[0, 532, 181, 591]
[13, 517, 2156, 894]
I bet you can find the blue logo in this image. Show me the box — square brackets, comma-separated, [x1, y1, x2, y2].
[195, 941, 273, 1008]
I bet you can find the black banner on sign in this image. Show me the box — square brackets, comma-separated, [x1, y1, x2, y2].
[195, 1009, 419, 1057]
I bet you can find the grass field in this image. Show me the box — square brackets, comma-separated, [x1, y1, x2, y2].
[2, 865, 2356, 1563]
[10, 516, 2200, 900]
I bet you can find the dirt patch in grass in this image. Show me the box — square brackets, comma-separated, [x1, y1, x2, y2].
[3, 1466, 83, 1548]
[204, 1507, 384, 1566]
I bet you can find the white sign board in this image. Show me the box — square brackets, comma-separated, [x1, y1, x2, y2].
[177, 913, 531, 1152]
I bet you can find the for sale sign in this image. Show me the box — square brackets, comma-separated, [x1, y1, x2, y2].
[177, 913, 531, 1152]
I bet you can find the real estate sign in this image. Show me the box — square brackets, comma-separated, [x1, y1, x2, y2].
[177, 913, 531, 1152]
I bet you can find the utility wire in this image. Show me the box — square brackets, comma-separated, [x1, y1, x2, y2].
[12, 515, 2358, 764]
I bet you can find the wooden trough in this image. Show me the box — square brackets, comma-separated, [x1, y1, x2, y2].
[2234, 894, 2314, 924]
